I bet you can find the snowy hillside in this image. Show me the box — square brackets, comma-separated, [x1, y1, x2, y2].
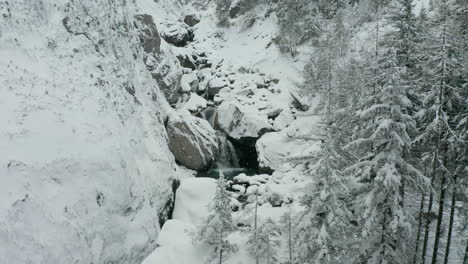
[0, 0, 187, 263]
[1, 0, 466, 264]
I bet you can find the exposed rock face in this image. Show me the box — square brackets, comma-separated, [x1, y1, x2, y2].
[184, 14, 200, 27]
[134, 14, 161, 54]
[134, 13, 183, 105]
[166, 112, 218, 170]
[217, 102, 274, 145]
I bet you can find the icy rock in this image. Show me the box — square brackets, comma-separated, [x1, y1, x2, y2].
[181, 72, 198, 93]
[217, 101, 274, 143]
[166, 111, 218, 170]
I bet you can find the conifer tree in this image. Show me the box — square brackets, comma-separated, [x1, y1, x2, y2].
[194, 173, 236, 263]
[412, 1, 466, 263]
[247, 218, 281, 264]
[345, 20, 429, 263]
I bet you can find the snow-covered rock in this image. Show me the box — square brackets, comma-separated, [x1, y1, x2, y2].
[256, 132, 321, 172]
[160, 22, 194, 47]
[172, 177, 217, 226]
[166, 111, 218, 170]
[184, 93, 207, 112]
[273, 108, 295, 130]
[217, 101, 274, 143]
[181, 72, 199, 93]
[133, 12, 183, 105]
[207, 77, 229, 98]
[0, 1, 183, 263]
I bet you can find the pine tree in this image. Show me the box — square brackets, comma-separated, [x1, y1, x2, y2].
[247, 218, 281, 264]
[411, 1, 466, 263]
[344, 24, 429, 263]
[194, 173, 236, 263]
[280, 209, 294, 263]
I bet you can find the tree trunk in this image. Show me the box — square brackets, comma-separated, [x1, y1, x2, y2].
[464, 240, 468, 264]
[219, 229, 223, 264]
[288, 210, 292, 262]
[431, 144, 448, 264]
[413, 192, 425, 264]
[421, 148, 439, 264]
[255, 191, 259, 264]
[442, 173, 457, 264]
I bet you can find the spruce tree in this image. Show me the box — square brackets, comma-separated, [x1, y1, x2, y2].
[345, 24, 429, 264]
[247, 218, 281, 264]
[194, 173, 236, 263]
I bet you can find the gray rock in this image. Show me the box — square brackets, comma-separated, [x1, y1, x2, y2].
[161, 25, 194, 47]
[184, 14, 200, 27]
[134, 14, 161, 54]
[134, 14, 182, 105]
[166, 112, 218, 170]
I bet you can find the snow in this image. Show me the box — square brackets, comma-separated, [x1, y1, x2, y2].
[181, 72, 198, 92]
[172, 177, 217, 226]
[184, 93, 207, 112]
[0, 1, 192, 263]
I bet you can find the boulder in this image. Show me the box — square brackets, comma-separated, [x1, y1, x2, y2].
[207, 78, 228, 99]
[256, 132, 321, 172]
[181, 72, 198, 93]
[273, 108, 294, 130]
[166, 111, 218, 170]
[184, 14, 200, 27]
[217, 101, 274, 144]
[184, 93, 207, 113]
[176, 54, 196, 70]
[161, 24, 194, 47]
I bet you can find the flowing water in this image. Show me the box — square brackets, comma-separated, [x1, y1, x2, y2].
[198, 107, 257, 180]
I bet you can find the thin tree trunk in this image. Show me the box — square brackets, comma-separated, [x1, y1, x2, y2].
[421, 147, 439, 264]
[431, 144, 448, 264]
[255, 191, 259, 264]
[443, 174, 457, 264]
[413, 192, 426, 264]
[219, 228, 223, 264]
[464, 240, 468, 264]
[288, 210, 292, 262]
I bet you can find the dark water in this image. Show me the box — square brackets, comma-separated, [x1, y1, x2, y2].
[197, 167, 257, 180]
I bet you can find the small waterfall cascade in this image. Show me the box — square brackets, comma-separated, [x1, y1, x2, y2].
[215, 131, 240, 168]
[200, 106, 218, 129]
[197, 107, 256, 179]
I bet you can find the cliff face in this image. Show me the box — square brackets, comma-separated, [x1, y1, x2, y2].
[0, 1, 184, 263]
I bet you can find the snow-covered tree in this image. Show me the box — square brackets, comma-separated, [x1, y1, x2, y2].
[247, 218, 281, 264]
[412, 1, 467, 263]
[194, 173, 237, 263]
[343, 12, 431, 260]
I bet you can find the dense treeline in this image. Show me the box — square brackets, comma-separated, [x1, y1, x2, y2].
[202, 0, 467, 263]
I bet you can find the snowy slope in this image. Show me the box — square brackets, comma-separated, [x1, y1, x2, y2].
[0, 1, 188, 263]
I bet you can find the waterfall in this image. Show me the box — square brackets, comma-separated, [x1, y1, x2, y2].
[215, 131, 240, 168]
[200, 106, 217, 129]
